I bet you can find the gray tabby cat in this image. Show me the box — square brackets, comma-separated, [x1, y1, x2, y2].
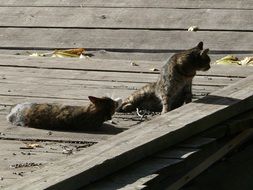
[7, 96, 122, 131]
[120, 42, 211, 114]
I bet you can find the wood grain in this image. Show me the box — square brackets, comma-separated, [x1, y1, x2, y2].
[0, 55, 252, 77]
[0, 7, 252, 31]
[0, 29, 252, 52]
[0, 0, 252, 9]
[5, 74, 253, 190]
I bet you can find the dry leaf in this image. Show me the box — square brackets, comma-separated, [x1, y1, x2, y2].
[20, 143, 43, 149]
[62, 149, 73, 155]
[150, 68, 159, 71]
[29, 53, 45, 57]
[188, 26, 199, 32]
[131, 62, 139, 66]
[239, 57, 253, 66]
[53, 48, 85, 58]
[215, 55, 240, 65]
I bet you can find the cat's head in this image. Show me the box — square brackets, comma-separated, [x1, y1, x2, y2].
[88, 96, 122, 120]
[190, 42, 211, 71]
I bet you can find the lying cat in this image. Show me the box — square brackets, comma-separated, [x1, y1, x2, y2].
[120, 42, 211, 113]
[7, 96, 122, 130]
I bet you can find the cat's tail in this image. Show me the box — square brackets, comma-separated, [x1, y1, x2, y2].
[119, 83, 156, 112]
[6, 103, 33, 127]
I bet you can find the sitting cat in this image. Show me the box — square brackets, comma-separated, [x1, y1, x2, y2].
[7, 96, 122, 130]
[120, 42, 211, 114]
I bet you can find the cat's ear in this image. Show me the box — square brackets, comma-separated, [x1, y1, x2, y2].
[201, 48, 209, 56]
[197, 41, 203, 50]
[88, 96, 102, 105]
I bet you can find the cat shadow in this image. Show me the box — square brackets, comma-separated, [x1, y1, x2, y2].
[49, 123, 127, 135]
[194, 95, 240, 105]
[83, 123, 128, 135]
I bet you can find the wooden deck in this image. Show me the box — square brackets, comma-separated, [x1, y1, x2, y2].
[0, 0, 252, 189]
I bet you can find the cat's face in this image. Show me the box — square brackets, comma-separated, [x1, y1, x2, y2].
[88, 96, 122, 120]
[194, 49, 211, 71]
[190, 42, 211, 71]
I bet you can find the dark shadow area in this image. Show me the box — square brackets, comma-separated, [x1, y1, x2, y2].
[84, 157, 182, 190]
[194, 95, 241, 105]
[47, 123, 128, 135]
[182, 140, 253, 190]
[83, 123, 128, 135]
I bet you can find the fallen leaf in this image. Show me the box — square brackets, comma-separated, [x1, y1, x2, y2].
[188, 26, 199, 32]
[29, 53, 44, 57]
[27, 143, 43, 148]
[214, 55, 240, 65]
[53, 48, 85, 58]
[62, 149, 73, 155]
[20, 143, 43, 149]
[239, 57, 253, 66]
[150, 68, 159, 71]
[131, 62, 139, 66]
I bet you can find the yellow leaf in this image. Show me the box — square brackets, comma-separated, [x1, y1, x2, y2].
[215, 55, 240, 65]
[53, 48, 85, 58]
[239, 57, 253, 66]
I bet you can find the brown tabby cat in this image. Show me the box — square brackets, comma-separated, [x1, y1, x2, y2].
[7, 96, 122, 130]
[120, 42, 211, 114]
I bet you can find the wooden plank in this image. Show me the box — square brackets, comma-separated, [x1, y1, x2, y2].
[0, 29, 252, 52]
[85, 158, 181, 190]
[201, 110, 253, 139]
[0, 55, 252, 77]
[85, 125, 240, 189]
[0, 66, 239, 86]
[0, 75, 222, 96]
[156, 138, 217, 168]
[0, 139, 96, 187]
[0, 93, 204, 109]
[0, 49, 251, 62]
[0, 0, 252, 9]
[166, 129, 253, 190]
[0, 109, 140, 142]
[178, 137, 216, 149]
[0, 95, 90, 107]
[0, 7, 252, 31]
[6, 75, 253, 190]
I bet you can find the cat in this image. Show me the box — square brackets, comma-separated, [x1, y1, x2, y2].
[7, 96, 122, 131]
[120, 42, 211, 114]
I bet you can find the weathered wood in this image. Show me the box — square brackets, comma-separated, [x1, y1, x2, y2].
[166, 129, 253, 190]
[5, 74, 253, 190]
[178, 137, 216, 149]
[0, 95, 89, 107]
[0, 29, 252, 52]
[0, 139, 96, 187]
[85, 133, 225, 189]
[0, 110, 140, 143]
[0, 7, 252, 31]
[0, 0, 252, 9]
[0, 49, 251, 62]
[0, 77, 221, 100]
[0, 68, 238, 87]
[0, 55, 252, 77]
[156, 138, 218, 169]
[200, 125, 228, 139]
[85, 158, 181, 190]
[201, 110, 253, 139]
